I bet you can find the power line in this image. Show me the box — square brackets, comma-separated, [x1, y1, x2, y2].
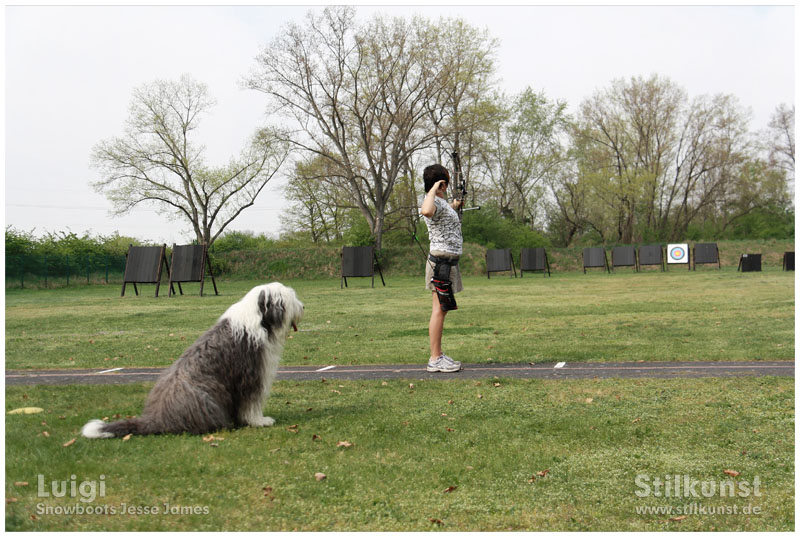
[6, 203, 117, 211]
[6, 203, 283, 212]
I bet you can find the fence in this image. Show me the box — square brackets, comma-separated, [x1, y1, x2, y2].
[6, 255, 128, 289]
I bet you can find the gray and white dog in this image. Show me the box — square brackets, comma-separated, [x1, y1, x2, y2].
[81, 282, 303, 438]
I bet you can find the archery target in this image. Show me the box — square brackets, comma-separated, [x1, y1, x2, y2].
[667, 243, 689, 264]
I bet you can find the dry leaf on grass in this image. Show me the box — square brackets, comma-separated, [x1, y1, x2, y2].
[723, 469, 740, 477]
[122, 434, 132, 442]
[442, 486, 457, 493]
[312, 434, 321, 441]
[337, 441, 353, 448]
[7, 407, 44, 415]
[14, 482, 28, 487]
[669, 515, 687, 522]
[62, 438, 76, 447]
[585, 398, 594, 404]
[41, 431, 50, 438]
[529, 469, 550, 483]
[429, 518, 443, 526]
[314, 472, 327, 481]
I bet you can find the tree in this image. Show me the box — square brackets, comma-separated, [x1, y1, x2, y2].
[662, 93, 751, 239]
[764, 103, 795, 189]
[422, 17, 500, 207]
[479, 88, 569, 229]
[567, 75, 759, 243]
[280, 157, 349, 242]
[571, 75, 685, 243]
[544, 164, 593, 246]
[91, 74, 289, 246]
[247, 7, 498, 249]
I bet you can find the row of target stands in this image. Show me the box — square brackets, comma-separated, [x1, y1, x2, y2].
[123, 244, 795, 292]
[339, 245, 795, 286]
[120, 244, 219, 297]
[486, 243, 795, 277]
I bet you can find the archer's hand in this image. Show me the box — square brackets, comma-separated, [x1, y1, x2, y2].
[451, 198, 464, 210]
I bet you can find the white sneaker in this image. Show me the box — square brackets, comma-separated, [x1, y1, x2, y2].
[441, 354, 462, 370]
[427, 354, 462, 373]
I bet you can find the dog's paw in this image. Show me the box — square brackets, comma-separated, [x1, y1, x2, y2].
[250, 416, 275, 427]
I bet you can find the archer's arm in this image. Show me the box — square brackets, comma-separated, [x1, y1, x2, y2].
[421, 181, 446, 218]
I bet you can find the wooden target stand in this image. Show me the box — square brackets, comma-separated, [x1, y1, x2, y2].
[121, 245, 174, 297]
[121, 244, 218, 297]
[341, 246, 385, 288]
[168, 244, 219, 297]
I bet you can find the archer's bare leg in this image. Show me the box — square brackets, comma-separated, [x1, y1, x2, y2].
[429, 291, 447, 358]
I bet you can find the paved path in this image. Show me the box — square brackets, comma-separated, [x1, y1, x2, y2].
[5, 361, 793, 386]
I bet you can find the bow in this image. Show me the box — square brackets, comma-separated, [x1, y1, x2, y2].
[451, 151, 479, 219]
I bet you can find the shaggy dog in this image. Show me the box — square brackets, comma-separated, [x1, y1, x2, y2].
[81, 282, 303, 438]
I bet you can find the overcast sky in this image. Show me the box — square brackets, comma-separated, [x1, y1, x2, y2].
[4, 3, 795, 245]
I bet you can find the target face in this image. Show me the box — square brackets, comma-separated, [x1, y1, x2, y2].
[667, 243, 689, 264]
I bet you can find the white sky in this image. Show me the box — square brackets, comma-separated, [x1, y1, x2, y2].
[3, 3, 796, 245]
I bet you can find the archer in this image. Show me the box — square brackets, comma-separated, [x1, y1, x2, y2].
[420, 163, 464, 373]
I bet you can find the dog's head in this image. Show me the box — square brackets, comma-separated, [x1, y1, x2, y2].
[256, 282, 304, 339]
[222, 282, 304, 345]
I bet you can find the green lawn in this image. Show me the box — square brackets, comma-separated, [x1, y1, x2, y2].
[4, 269, 794, 370]
[5, 270, 794, 530]
[4, 376, 793, 531]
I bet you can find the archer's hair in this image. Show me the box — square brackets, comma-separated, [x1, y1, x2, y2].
[423, 164, 450, 193]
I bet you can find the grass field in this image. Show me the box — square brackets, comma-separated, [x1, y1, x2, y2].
[5, 376, 794, 531]
[5, 269, 794, 530]
[5, 269, 794, 370]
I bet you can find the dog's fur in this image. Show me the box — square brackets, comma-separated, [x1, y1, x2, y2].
[81, 282, 303, 439]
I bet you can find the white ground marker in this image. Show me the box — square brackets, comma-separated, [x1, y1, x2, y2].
[554, 362, 566, 369]
[95, 367, 124, 374]
[316, 365, 337, 372]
